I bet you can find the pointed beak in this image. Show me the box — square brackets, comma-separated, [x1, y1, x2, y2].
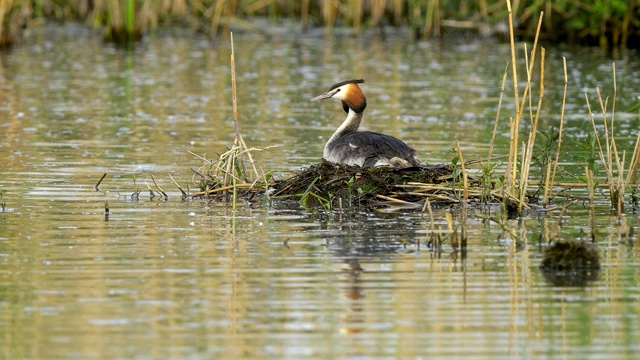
[310, 91, 334, 102]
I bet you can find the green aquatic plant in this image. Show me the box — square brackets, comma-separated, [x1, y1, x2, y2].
[0, 189, 6, 212]
[529, 126, 560, 202]
[479, 162, 500, 204]
[574, 133, 600, 186]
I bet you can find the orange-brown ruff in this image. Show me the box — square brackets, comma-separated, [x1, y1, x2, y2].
[311, 79, 422, 168]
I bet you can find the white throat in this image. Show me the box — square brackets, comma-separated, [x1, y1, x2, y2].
[324, 108, 362, 158]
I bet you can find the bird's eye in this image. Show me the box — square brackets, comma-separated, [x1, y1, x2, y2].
[335, 88, 341, 93]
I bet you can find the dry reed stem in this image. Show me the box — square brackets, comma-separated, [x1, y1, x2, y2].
[446, 212, 458, 248]
[144, 181, 156, 197]
[301, 0, 310, 30]
[585, 68, 627, 211]
[488, 63, 509, 163]
[455, 141, 469, 201]
[585, 166, 595, 210]
[625, 132, 640, 187]
[507, 10, 544, 188]
[542, 158, 552, 205]
[192, 182, 256, 197]
[230, 31, 239, 135]
[375, 194, 413, 204]
[169, 173, 188, 198]
[506, 0, 519, 180]
[423, 199, 436, 239]
[210, 0, 226, 38]
[528, 181, 626, 189]
[352, 0, 363, 35]
[150, 174, 167, 198]
[394, 191, 460, 203]
[0, 0, 11, 42]
[518, 47, 545, 211]
[493, 188, 531, 210]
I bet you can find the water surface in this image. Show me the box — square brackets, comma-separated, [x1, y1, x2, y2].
[1, 24, 640, 359]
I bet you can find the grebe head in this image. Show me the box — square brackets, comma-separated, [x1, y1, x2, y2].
[310, 79, 367, 113]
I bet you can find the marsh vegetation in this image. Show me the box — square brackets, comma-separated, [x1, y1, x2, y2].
[1, 1, 639, 48]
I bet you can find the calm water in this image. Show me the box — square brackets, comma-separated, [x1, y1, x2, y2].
[1, 24, 640, 359]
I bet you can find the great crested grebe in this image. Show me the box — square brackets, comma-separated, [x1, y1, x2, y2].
[311, 79, 422, 168]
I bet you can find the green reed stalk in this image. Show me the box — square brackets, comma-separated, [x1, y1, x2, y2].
[126, 0, 135, 41]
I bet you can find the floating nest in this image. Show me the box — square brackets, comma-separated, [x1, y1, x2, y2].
[270, 160, 458, 208]
[191, 156, 534, 211]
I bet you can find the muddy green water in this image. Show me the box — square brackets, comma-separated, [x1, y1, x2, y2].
[1, 25, 640, 359]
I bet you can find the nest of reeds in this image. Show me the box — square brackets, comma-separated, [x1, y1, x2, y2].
[191, 155, 494, 210]
[270, 160, 457, 208]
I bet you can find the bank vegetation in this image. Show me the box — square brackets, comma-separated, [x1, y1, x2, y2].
[0, 1, 639, 48]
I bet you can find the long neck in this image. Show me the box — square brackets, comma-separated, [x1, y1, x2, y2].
[324, 108, 363, 157]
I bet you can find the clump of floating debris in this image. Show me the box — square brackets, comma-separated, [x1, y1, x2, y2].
[540, 240, 600, 270]
[540, 240, 600, 286]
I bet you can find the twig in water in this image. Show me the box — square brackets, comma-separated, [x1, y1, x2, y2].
[169, 173, 188, 198]
[144, 181, 156, 199]
[150, 174, 168, 199]
[95, 173, 107, 191]
[188, 150, 213, 164]
[191, 167, 208, 180]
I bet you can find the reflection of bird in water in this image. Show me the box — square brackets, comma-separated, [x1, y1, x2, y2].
[311, 79, 422, 168]
[340, 259, 365, 335]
